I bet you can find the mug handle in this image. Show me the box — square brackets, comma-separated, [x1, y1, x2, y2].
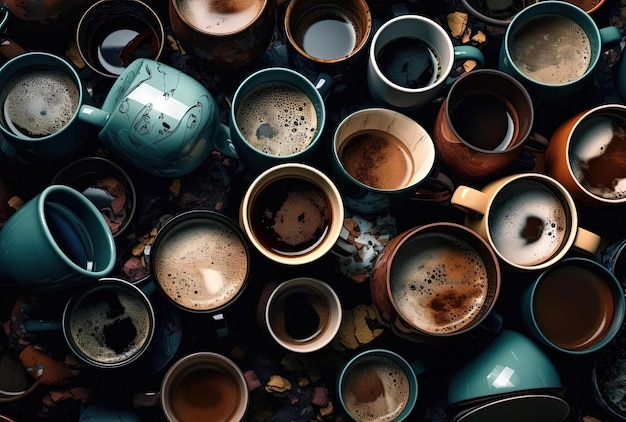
[446, 46, 485, 86]
[132, 391, 160, 408]
[450, 186, 490, 216]
[572, 227, 602, 256]
[599, 25, 622, 50]
[410, 171, 455, 203]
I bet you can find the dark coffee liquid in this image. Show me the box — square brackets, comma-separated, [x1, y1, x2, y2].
[103, 317, 137, 354]
[284, 289, 323, 340]
[533, 265, 614, 350]
[449, 93, 518, 151]
[250, 178, 331, 256]
[298, 8, 357, 60]
[376, 37, 441, 89]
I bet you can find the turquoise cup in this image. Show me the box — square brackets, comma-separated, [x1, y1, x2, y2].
[499, 1, 621, 101]
[336, 349, 422, 421]
[448, 329, 562, 405]
[0, 185, 116, 291]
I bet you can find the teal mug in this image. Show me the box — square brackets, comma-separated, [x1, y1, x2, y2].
[520, 257, 626, 355]
[499, 1, 621, 101]
[0, 185, 116, 292]
[0, 52, 94, 161]
[336, 349, 423, 421]
[229, 67, 331, 175]
[78, 58, 236, 178]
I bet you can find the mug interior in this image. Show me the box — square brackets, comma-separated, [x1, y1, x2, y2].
[171, 0, 266, 35]
[452, 394, 570, 422]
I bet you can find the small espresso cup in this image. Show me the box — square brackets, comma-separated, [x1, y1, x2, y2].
[229, 67, 330, 175]
[337, 348, 423, 422]
[331, 107, 453, 216]
[451, 173, 602, 271]
[0, 52, 93, 160]
[367, 14, 484, 110]
[76, 0, 165, 78]
[0, 185, 116, 292]
[284, 0, 372, 84]
[78, 58, 236, 178]
[134, 352, 249, 421]
[239, 163, 345, 266]
[433, 69, 539, 181]
[545, 104, 626, 207]
[499, 1, 621, 101]
[520, 257, 626, 355]
[149, 211, 251, 331]
[169, 0, 277, 69]
[369, 222, 501, 342]
[257, 277, 342, 353]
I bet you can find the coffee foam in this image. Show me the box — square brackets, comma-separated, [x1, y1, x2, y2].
[570, 113, 626, 201]
[68, 287, 151, 364]
[175, 0, 264, 34]
[0, 68, 80, 138]
[509, 14, 591, 85]
[489, 179, 568, 266]
[342, 355, 410, 422]
[389, 232, 489, 334]
[235, 82, 318, 157]
[153, 219, 248, 310]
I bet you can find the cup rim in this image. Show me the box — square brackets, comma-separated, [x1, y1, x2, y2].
[284, 0, 373, 64]
[169, 0, 268, 36]
[458, 0, 540, 27]
[369, 14, 454, 94]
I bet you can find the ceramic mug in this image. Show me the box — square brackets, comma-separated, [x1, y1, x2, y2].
[0, 52, 93, 161]
[433, 69, 542, 181]
[256, 277, 342, 353]
[367, 14, 484, 110]
[331, 107, 453, 216]
[520, 257, 626, 355]
[284, 0, 372, 85]
[78, 58, 236, 178]
[458, 0, 540, 27]
[499, 1, 621, 101]
[169, 0, 277, 69]
[544, 104, 626, 207]
[239, 163, 345, 266]
[451, 173, 602, 271]
[133, 352, 249, 421]
[369, 222, 501, 343]
[0, 185, 116, 292]
[76, 0, 165, 78]
[229, 67, 332, 175]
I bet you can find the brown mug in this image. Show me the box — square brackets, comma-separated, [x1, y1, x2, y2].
[433, 69, 544, 181]
[544, 104, 626, 207]
[169, 0, 278, 69]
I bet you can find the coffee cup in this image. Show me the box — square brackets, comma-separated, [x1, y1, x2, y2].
[545, 104, 626, 207]
[451, 173, 602, 271]
[76, 0, 165, 79]
[256, 277, 342, 353]
[367, 14, 484, 110]
[520, 257, 626, 355]
[78, 58, 236, 178]
[239, 163, 345, 266]
[0, 185, 116, 292]
[370, 222, 501, 343]
[451, 394, 570, 422]
[591, 326, 626, 421]
[284, 0, 372, 85]
[601, 236, 626, 288]
[433, 69, 543, 181]
[22, 278, 156, 369]
[336, 348, 423, 422]
[0, 52, 94, 161]
[133, 351, 249, 421]
[229, 67, 331, 175]
[169, 0, 277, 69]
[0, 349, 41, 403]
[149, 210, 251, 339]
[331, 107, 453, 216]
[499, 1, 621, 101]
[458, 0, 540, 27]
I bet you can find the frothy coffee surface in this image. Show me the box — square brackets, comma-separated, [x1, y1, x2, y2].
[341, 355, 410, 422]
[340, 129, 414, 190]
[389, 232, 489, 334]
[489, 179, 569, 266]
[175, 0, 264, 34]
[236, 82, 318, 156]
[68, 287, 151, 364]
[509, 14, 591, 85]
[153, 218, 249, 310]
[570, 113, 626, 201]
[0, 68, 80, 138]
